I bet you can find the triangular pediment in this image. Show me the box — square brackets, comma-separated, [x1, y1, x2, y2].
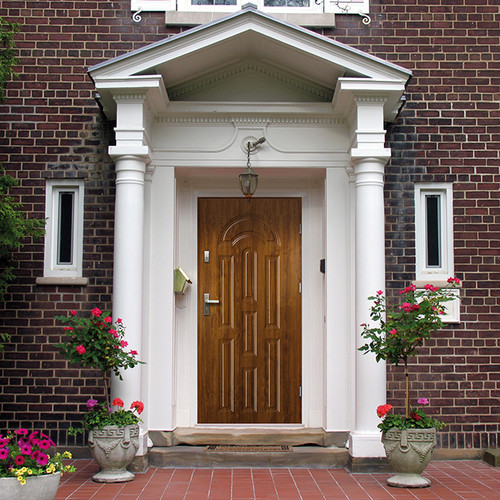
[168, 60, 333, 102]
[89, 5, 411, 119]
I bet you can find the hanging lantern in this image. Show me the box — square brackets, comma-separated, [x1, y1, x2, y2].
[239, 165, 259, 198]
[239, 138, 265, 198]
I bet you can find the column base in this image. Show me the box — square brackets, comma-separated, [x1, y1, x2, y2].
[349, 431, 385, 458]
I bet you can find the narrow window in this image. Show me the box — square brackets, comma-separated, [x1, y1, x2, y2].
[425, 194, 440, 268]
[415, 183, 453, 282]
[42, 180, 84, 279]
[57, 192, 74, 265]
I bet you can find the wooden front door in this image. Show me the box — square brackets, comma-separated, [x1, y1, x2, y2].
[198, 198, 302, 423]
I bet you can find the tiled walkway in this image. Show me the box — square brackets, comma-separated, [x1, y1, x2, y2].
[54, 460, 500, 499]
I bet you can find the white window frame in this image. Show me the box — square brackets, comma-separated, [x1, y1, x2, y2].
[43, 179, 84, 279]
[415, 183, 454, 282]
[414, 183, 459, 324]
[131, 0, 369, 16]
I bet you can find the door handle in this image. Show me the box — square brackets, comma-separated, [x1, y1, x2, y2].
[204, 293, 220, 316]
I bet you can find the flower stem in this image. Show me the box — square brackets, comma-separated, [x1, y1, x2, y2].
[404, 360, 409, 419]
[103, 371, 111, 410]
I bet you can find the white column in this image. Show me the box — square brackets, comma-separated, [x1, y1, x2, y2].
[349, 153, 389, 458]
[324, 168, 351, 431]
[110, 154, 149, 409]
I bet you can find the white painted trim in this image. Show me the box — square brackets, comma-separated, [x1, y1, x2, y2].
[43, 179, 84, 279]
[415, 183, 454, 282]
[167, 173, 326, 430]
[130, 0, 370, 16]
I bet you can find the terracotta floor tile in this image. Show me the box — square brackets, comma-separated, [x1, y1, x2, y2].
[53, 460, 500, 499]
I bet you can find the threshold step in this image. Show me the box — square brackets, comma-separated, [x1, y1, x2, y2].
[149, 445, 349, 469]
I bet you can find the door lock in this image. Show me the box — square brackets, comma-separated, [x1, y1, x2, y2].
[204, 293, 220, 316]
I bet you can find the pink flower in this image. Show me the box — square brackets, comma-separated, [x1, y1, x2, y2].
[64, 326, 74, 331]
[76, 345, 86, 354]
[376, 290, 383, 295]
[0, 448, 8, 459]
[448, 277, 461, 284]
[38, 439, 51, 450]
[15, 428, 28, 436]
[91, 307, 102, 317]
[129, 350, 138, 356]
[418, 397, 429, 405]
[399, 284, 416, 294]
[70, 310, 77, 316]
[86, 399, 98, 410]
[104, 316, 112, 323]
[112, 398, 124, 408]
[117, 318, 123, 324]
[20, 444, 32, 455]
[389, 329, 397, 336]
[424, 284, 440, 292]
[15, 455, 25, 465]
[37, 453, 49, 466]
[120, 340, 128, 348]
[108, 328, 118, 337]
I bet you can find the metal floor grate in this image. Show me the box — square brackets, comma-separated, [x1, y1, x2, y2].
[206, 445, 293, 452]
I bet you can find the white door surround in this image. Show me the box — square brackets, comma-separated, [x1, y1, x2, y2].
[89, 5, 412, 459]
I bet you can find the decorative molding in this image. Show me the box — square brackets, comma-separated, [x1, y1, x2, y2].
[132, 7, 143, 22]
[156, 116, 345, 125]
[113, 93, 148, 102]
[168, 60, 333, 102]
[353, 96, 388, 104]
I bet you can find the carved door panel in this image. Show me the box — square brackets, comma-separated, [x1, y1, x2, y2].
[198, 198, 302, 423]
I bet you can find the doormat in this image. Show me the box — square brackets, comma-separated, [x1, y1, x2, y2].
[206, 445, 293, 452]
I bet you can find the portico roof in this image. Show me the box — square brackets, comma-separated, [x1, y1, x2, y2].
[89, 4, 411, 121]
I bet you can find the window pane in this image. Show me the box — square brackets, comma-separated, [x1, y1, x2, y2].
[426, 195, 440, 267]
[264, 0, 310, 5]
[58, 192, 74, 265]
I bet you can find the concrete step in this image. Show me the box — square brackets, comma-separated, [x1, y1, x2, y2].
[149, 445, 349, 468]
[149, 428, 349, 448]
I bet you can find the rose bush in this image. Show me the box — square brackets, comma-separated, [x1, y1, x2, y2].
[359, 279, 460, 430]
[56, 308, 145, 434]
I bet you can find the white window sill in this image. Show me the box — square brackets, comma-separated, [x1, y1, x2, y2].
[36, 277, 89, 286]
[165, 11, 335, 28]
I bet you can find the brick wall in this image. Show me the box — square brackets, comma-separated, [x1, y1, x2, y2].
[334, 1, 500, 449]
[0, 0, 498, 448]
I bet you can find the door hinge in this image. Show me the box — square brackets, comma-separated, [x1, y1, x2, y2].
[299, 282, 302, 294]
[299, 223, 302, 235]
[299, 386, 302, 398]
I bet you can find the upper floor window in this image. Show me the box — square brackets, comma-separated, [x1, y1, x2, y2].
[42, 179, 84, 279]
[131, 0, 369, 19]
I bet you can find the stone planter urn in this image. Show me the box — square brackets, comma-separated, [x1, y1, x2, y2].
[1, 471, 61, 500]
[88, 424, 140, 483]
[382, 427, 437, 488]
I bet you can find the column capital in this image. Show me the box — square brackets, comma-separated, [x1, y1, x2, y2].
[109, 145, 151, 164]
[350, 148, 391, 164]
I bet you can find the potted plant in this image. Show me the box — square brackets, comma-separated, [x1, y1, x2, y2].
[0, 428, 75, 500]
[56, 308, 144, 483]
[359, 278, 460, 488]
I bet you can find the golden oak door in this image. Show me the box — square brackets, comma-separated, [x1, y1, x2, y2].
[198, 198, 302, 423]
